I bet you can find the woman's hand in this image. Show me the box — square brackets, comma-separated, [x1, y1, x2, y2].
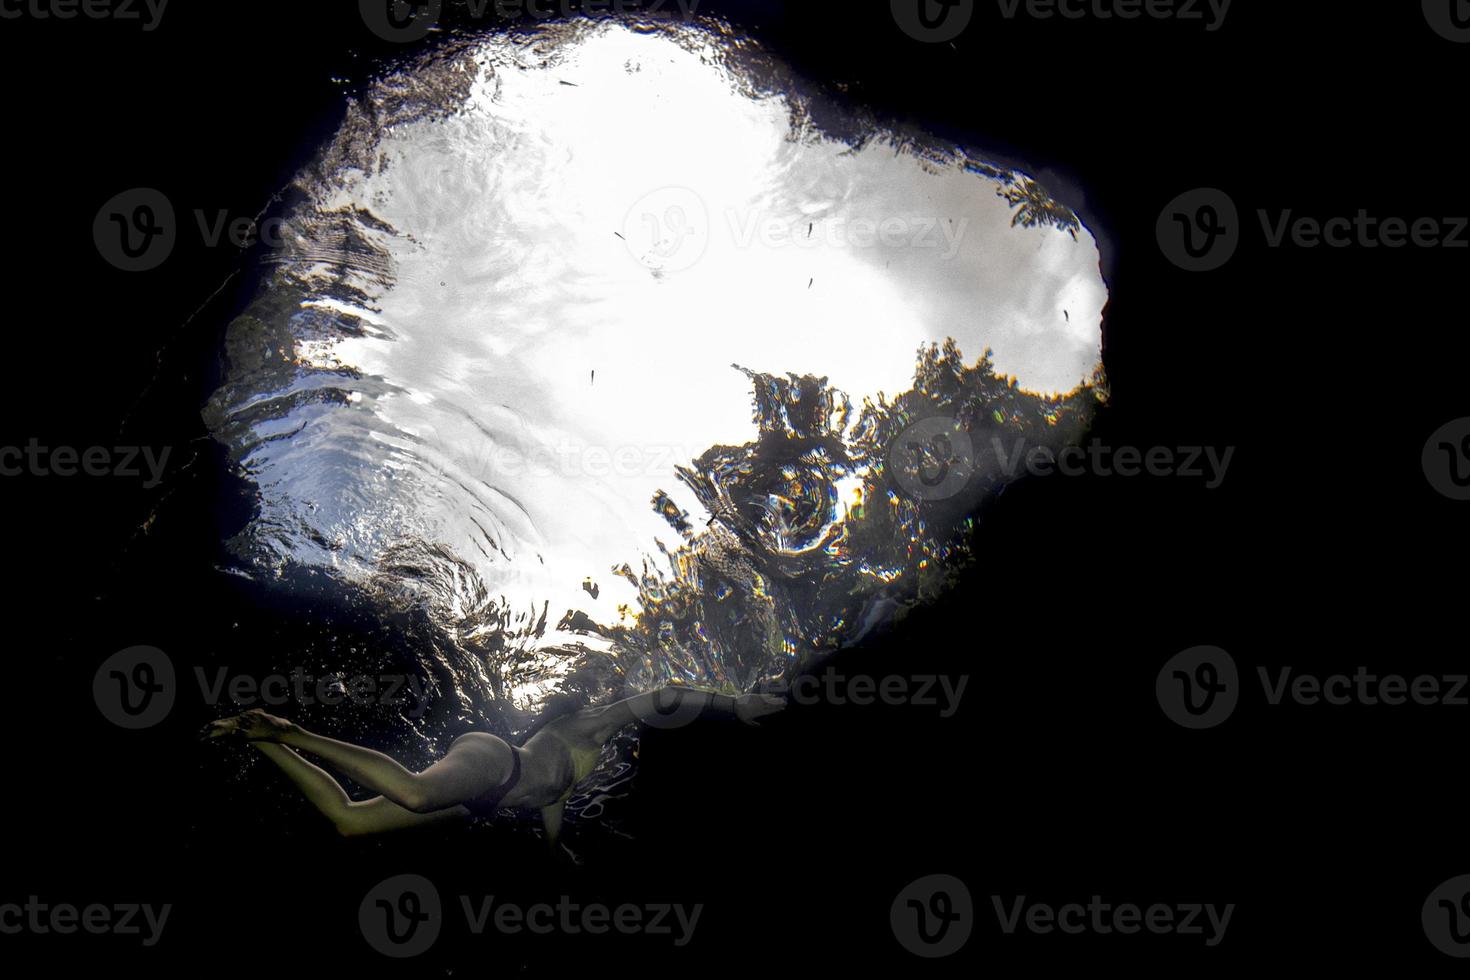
[734, 694, 786, 727]
[200, 708, 299, 742]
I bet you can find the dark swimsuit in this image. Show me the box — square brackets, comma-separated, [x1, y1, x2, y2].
[462, 744, 522, 819]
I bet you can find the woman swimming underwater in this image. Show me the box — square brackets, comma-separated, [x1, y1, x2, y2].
[202, 689, 786, 848]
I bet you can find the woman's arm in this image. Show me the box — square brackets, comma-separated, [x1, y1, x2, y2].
[572, 688, 785, 745]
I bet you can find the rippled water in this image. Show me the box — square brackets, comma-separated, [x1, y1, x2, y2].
[204, 16, 1108, 741]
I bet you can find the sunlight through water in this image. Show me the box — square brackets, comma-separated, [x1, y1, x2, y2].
[204, 15, 1108, 737]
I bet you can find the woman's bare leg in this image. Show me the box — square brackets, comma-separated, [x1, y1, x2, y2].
[204, 709, 511, 814]
[252, 742, 469, 837]
[541, 803, 564, 851]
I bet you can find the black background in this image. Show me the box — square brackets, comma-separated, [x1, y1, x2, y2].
[1, 0, 1465, 972]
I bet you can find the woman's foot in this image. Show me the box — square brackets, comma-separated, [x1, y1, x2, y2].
[200, 708, 298, 742]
